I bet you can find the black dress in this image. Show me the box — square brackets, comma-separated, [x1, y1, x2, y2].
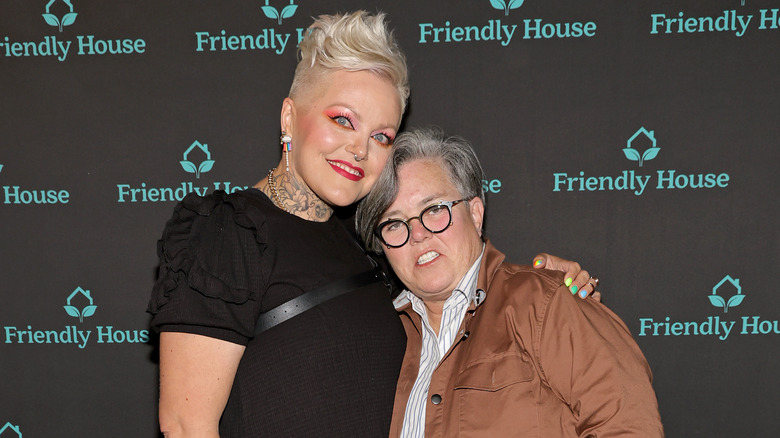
[148, 189, 406, 437]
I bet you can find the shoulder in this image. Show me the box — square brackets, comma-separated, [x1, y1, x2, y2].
[488, 262, 567, 306]
[483, 262, 583, 344]
[154, 189, 272, 304]
[490, 263, 617, 328]
[161, 189, 273, 247]
[171, 188, 270, 227]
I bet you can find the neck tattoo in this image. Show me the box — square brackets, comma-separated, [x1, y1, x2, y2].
[262, 168, 333, 222]
[267, 168, 291, 213]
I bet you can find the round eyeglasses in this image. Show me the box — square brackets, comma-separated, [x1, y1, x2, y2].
[374, 199, 467, 248]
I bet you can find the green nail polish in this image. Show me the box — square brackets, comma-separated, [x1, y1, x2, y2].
[570, 285, 578, 295]
[534, 259, 543, 267]
[564, 278, 573, 287]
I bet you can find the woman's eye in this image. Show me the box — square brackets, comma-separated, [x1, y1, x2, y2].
[426, 205, 446, 216]
[385, 221, 403, 232]
[332, 115, 353, 128]
[372, 133, 392, 145]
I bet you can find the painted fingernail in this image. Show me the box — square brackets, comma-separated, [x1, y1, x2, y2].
[565, 277, 573, 287]
[570, 285, 578, 295]
[580, 290, 588, 298]
[534, 259, 543, 267]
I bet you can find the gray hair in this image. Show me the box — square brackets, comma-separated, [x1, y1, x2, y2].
[290, 11, 410, 113]
[356, 127, 486, 253]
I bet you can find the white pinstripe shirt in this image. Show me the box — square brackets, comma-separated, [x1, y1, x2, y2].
[396, 246, 485, 438]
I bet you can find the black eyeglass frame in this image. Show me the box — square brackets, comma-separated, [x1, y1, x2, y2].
[374, 198, 467, 249]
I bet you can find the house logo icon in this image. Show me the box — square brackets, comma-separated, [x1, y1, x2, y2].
[261, 0, 298, 25]
[708, 275, 745, 313]
[0, 422, 22, 438]
[42, 0, 78, 33]
[180, 141, 215, 179]
[623, 127, 660, 167]
[64, 287, 97, 323]
[490, 0, 525, 16]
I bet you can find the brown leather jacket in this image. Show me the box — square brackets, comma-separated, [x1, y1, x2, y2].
[390, 241, 664, 437]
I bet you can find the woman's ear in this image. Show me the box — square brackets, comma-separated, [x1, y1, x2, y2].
[468, 197, 485, 237]
[280, 97, 295, 133]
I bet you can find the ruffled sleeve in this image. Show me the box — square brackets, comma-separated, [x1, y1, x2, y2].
[148, 190, 268, 345]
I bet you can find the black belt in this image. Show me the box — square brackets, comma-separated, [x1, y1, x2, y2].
[254, 268, 387, 335]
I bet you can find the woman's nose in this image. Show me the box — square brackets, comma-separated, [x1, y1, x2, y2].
[346, 140, 369, 161]
[408, 218, 430, 243]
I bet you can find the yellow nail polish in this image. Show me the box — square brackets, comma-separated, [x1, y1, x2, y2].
[534, 259, 543, 267]
[565, 277, 573, 287]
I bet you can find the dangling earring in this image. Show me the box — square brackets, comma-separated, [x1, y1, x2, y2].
[280, 132, 292, 172]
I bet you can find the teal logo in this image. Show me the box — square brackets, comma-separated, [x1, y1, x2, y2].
[42, 0, 78, 33]
[624, 127, 660, 167]
[709, 275, 744, 313]
[64, 287, 97, 323]
[262, 0, 298, 25]
[0, 164, 4, 173]
[180, 141, 215, 179]
[0, 423, 22, 438]
[490, 0, 524, 16]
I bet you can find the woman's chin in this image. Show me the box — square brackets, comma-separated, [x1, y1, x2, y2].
[321, 190, 367, 208]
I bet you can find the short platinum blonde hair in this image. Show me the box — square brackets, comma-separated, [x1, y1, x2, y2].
[289, 11, 410, 113]
[356, 127, 486, 253]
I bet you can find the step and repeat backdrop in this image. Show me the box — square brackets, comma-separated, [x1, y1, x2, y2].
[1, 0, 777, 436]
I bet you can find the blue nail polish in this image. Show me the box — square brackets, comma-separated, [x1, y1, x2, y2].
[580, 290, 588, 298]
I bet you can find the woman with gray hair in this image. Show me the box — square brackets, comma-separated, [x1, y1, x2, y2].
[149, 12, 596, 437]
[357, 128, 662, 437]
[357, 128, 487, 253]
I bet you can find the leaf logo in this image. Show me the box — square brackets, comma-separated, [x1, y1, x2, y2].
[261, 0, 298, 25]
[64, 287, 97, 323]
[490, 0, 524, 16]
[42, 0, 78, 33]
[624, 127, 660, 167]
[180, 141, 215, 179]
[708, 275, 745, 313]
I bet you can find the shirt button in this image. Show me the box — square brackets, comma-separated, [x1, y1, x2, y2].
[431, 394, 442, 405]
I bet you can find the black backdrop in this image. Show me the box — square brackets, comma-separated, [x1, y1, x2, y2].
[1, 0, 778, 436]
